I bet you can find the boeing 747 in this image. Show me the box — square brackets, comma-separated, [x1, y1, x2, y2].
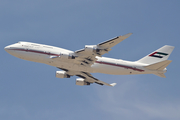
[4, 33, 174, 86]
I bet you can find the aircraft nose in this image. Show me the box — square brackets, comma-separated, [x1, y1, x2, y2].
[4, 45, 10, 51]
[4, 45, 13, 53]
[4, 46, 8, 51]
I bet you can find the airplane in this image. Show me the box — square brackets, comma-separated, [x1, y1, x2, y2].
[4, 33, 174, 87]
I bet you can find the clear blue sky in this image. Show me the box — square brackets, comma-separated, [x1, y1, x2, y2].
[1, 0, 180, 120]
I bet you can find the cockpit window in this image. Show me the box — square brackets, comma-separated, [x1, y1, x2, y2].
[31, 44, 40, 46]
[43, 46, 53, 49]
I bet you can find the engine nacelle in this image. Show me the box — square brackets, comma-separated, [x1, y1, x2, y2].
[84, 45, 101, 53]
[60, 53, 75, 59]
[76, 78, 90, 86]
[56, 71, 70, 78]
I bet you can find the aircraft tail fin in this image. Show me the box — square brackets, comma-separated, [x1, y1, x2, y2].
[137, 45, 174, 65]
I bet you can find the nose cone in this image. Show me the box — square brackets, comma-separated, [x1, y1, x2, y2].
[4, 46, 9, 51]
[5, 44, 20, 57]
[4, 45, 11, 52]
[4, 44, 15, 55]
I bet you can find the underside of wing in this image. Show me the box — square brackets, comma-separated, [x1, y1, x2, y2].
[57, 68, 116, 86]
[73, 55, 97, 67]
[76, 72, 117, 87]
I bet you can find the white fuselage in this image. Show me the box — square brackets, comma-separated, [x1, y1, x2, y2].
[4, 41, 165, 75]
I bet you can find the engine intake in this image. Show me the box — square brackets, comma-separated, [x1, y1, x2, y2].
[84, 45, 100, 53]
[60, 53, 75, 59]
[76, 78, 90, 86]
[56, 71, 70, 78]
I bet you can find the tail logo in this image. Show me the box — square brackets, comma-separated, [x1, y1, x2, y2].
[149, 52, 168, 58]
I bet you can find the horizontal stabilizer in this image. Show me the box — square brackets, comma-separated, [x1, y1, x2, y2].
[145, 60, 172, 70]
[154, 73, 166, 78]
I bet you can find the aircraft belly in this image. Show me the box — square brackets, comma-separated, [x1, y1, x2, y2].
[20, 53, 90, 72]
[91, 63, 133, 75]
[11, 51, 145, 76]
[11, 50, 39, 62]
[11, 50, 52, 64]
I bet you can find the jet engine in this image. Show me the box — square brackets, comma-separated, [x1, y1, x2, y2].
[59, 53, 75, 59]
[84, 45, 101, 53]
[76, 78, 90, 86]
[56, 71, 70, 78]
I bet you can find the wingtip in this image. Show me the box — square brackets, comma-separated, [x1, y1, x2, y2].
[122, 33, 133, 38]
[110, 83, 117, 87]
[123, 33, 133, 37]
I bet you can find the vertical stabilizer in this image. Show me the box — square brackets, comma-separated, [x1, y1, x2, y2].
[137, 45, 174, 65]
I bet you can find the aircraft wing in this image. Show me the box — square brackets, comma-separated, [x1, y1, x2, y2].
[97, 33, 132, 49]
[74, 33, 132, 66]
[59, 68, 117, 86]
